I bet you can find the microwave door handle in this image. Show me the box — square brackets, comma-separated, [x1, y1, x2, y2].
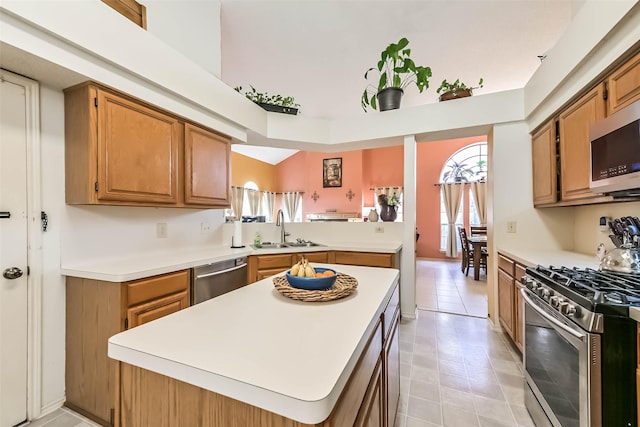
[195, 263, 247, 280]
[521, 288, 586, 340]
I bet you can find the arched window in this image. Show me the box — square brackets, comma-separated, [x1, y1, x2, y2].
[439, 143, 487, 251]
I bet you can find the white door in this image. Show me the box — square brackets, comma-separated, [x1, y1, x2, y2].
[0, 76, 29, 426]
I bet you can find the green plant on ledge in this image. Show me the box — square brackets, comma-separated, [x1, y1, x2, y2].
[234, 85, 300, 114]
[436, 78, 484, 101]
[361, 37, 432, 112]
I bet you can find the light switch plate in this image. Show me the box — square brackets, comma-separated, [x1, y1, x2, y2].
[507, 221, 516, 233]
[375, 225, 384, 233]
[157, 222, 168, 238]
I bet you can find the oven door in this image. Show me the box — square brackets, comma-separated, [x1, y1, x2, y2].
[521, 289, 601, 427]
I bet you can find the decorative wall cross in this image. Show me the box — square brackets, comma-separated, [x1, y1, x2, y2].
[345, 188, 355, 202]
[311, 190, 320, 202]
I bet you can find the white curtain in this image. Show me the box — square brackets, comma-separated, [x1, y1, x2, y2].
[373, 186, 403, 205]
[282, 192, 302, 222]
[246, 189, 260, 216]
[441, 183, 463, 258]
[262, 191, 276, 222]
[230, 186, 245, 220]
[470, 181, 487, 225]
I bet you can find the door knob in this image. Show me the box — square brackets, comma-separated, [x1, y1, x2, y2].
[3, 267, 23, 280]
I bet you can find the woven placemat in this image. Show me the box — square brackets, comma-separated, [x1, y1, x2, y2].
[273, 273, 358, 302]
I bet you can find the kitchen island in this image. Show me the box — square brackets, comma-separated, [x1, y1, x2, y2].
[108, 264, 400, 426]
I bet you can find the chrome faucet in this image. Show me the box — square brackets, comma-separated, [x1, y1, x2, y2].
[276, 209, 289, 244]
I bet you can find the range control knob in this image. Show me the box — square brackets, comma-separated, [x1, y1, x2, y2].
[558, 301, 569, 313]
[562, 304, 577, 316]
[549, 296, 559, 306]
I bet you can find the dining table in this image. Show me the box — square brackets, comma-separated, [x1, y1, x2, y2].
[468, 235, 488, 280]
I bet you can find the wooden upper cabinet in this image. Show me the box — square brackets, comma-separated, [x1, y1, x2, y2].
[96, 89, 181, 204]
[607, 50, 640, 115]
[531, 120, 557, 206]
[65, 82, 231, 208]
[184, 123, 230, 207]
[558, 83, 606, 201]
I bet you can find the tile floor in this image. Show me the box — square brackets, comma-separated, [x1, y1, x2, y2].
[416, 258, 488, 318]
[28, 260, 534, 427]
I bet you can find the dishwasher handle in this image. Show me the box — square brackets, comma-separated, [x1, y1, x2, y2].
[195, 262, 247, 280]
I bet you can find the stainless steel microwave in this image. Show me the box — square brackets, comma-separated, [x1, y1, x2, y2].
[590, 99, 640, 195]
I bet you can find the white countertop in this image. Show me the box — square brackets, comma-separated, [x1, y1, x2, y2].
[108, 264, 399, 424]
[500, 247, 640, 323]
[497, 248, 601, 269]
[61, 241, 402, 282]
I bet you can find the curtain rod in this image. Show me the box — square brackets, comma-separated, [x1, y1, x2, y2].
[368, 186, 404, 190]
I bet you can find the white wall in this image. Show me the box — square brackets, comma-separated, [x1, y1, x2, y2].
[145, 0, 222, 78]
[573, 201, 640, 255]
[39, 85, 66, 411]
[492, 122, 575, 253]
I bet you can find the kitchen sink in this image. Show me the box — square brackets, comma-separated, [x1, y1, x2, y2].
[252, 241, 325, 249]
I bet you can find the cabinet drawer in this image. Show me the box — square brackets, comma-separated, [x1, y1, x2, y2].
[255, 254, 294, 270]
[293, 251, 328, 263]
[334, 251, 394, 268]
[126, 270, 190, 307]
[498, 254, 515, 276]
[383, 284, 400, 341]
[127, 289, 189, 328]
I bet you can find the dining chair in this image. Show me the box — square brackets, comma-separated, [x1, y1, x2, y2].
[470, 225, 487, 236]
[458, 227, 487, 277]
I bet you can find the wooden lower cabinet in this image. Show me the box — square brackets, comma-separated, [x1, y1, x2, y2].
[248, 251, 394, 284]
[497, 253, 528, 353]
[116, 282, 401, 427]
[65, 270, 190, 426]
[329, 251, 395, 268]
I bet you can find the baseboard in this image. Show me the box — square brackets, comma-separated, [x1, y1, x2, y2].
[38, 397, 65, 420]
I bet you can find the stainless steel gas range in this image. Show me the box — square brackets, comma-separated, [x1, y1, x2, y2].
[521, 266, 638, 427]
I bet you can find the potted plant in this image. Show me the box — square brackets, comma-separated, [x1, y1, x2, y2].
[361, 37, 432, 112]
[378, 193, 401, 221]
[436, 78, 484, 102]
[442, 161, 476, 182]
[234, 85, 300, 115]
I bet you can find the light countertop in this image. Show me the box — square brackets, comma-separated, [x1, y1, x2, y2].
[61, 241, 402, 282]
[108, 264, 399, 424]
[497, 248, 601, 269]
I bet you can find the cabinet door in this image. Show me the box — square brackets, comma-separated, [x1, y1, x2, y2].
[558, 84, 606, 201]
[531, 120, 557, 205]
[514, 283, 524, 353]
[96, 89, 181, 204]
[355, 360, 383, 427]
[184, 123, 230, 206]
[497, 269, 515, 339]
[127, 290, 189, 328]
[607, 50, 640, 115]
[385, 313, 400, 427]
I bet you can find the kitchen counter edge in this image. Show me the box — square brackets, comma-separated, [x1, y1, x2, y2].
[61, 242, 402, 282]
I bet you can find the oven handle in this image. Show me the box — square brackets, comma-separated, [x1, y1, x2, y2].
[520, 288, 586, 340]
[195, 262, 247, 279]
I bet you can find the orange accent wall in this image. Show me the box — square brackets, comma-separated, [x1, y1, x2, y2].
[416, 135, 487, 259]
[362, 146, 404, 206]
[276, 150, 364, 218]
[231, 152, 277, 191]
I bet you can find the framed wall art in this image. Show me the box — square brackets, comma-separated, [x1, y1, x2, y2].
[323, 157, 342, 188]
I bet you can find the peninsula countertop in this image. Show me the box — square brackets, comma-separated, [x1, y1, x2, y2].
[61, 240, 402, 282]
[107, 264, 400, 424]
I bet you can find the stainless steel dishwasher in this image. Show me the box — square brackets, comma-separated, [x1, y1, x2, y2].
[191, 257, 248, 305]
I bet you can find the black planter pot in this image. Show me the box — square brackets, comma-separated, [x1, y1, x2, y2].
[379, 204, 398, 222]
[377, 87, 404, 111]
[257, 102, 299, 115]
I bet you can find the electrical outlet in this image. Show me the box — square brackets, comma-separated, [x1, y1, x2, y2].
[201, 222, 212, 233]
[375, 225, 384, 233]
[157, 222, 168, 238]
[507, 221, 517, 233]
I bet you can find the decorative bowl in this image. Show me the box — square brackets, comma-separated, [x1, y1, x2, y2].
[285, 268, 337, 290]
